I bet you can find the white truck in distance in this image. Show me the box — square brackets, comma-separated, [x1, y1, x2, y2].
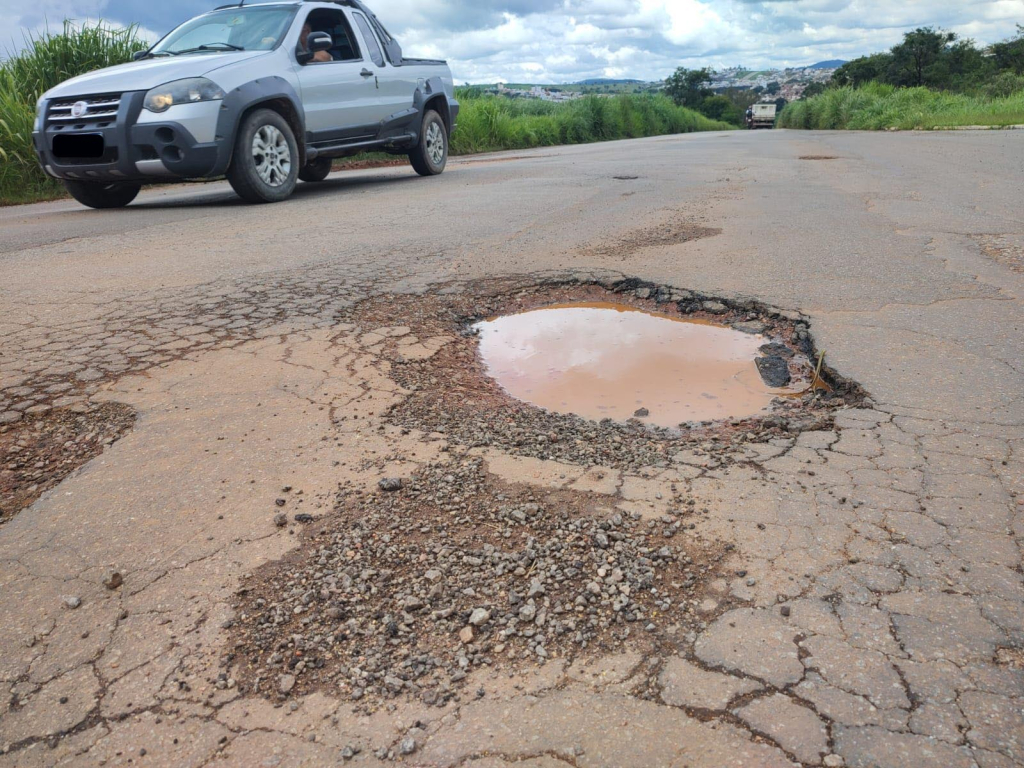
[33, 0, 458, 207]
[747, 103, 777, 129]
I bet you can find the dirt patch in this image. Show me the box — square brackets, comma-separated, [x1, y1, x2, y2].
[799, 155, 839, 160]
[585, 218, 721, 258]
[375, 278, 862, 472]
[0, 403, 136, 524]
[229, 457, 724, 708]
[976, 235, 1024, 274]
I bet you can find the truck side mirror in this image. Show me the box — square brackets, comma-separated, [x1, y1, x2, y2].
[132, 50, 149, 61]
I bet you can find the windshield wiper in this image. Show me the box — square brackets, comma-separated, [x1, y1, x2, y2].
[171, 42, 246, 55]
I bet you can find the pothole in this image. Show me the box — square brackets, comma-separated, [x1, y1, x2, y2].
[379, 276, 865, 471]
[475, 302, 812, 428]
[226, 274, 867, 707]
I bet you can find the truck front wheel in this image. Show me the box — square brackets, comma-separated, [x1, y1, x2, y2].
[226, 108, 299, 203]
[63, 180, 140, 209]
[409, 110, 447, 176]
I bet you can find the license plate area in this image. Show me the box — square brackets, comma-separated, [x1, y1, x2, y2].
[52, 133, 105, 159]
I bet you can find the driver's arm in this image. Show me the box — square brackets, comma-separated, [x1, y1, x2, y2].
[313, 49, 332, 62]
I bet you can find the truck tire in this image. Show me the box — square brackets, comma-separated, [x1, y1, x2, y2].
[226, 108, 299, 203]
[63, 180, 140, 209]
[298, 157, 332, 183]
[409, 110, 447, 176]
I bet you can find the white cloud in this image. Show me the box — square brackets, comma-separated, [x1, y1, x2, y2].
[2, 0, 1022, 81]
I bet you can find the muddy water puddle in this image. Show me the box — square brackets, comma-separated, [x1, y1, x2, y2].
[475, 302, 795, 427]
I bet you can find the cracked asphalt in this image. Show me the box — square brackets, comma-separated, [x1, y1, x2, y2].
[1, 129, 1023, 767]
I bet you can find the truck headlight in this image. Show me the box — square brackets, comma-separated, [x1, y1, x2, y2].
[143, 78, 225, 113]
[34, 96, 46, 131]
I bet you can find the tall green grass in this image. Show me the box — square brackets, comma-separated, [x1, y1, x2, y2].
[779, 82, 1024, 130]
[450, 92, 730, 154]
[0, 21, 148, 205]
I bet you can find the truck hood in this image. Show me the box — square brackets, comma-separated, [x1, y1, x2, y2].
[44, 50, 271, 98]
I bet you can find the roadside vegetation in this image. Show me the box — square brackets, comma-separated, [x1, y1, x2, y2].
[449, 91, 731, 154]
[0, 21, 729, 206]
[779, 25, 1024, 130]
[0, 21, 148, 205]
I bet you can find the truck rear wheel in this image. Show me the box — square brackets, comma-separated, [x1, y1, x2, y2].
[298, 157, 332, 183]
[63, 180, 140, 209]
[226, 108, 299, 204]
[409, 110, 447, 176]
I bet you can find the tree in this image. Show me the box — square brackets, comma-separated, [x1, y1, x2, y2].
[699, 94, 742, 124]
[664, 67, 714, 109]
[801, 82, 827, 99]
[991, 25, 1024, 75]
[765, 81, 780, 95]
[888, 27, 956, 87]
[833, 53, 893, 87]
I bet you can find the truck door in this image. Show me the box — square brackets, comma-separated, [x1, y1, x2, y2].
[349, 10, 415, 127]
[293, 7, 383, 142]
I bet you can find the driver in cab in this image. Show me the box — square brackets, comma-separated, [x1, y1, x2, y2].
[298, 23, 332, 63]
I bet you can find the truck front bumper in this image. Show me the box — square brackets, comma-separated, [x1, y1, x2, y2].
[34, 92, 229, 183]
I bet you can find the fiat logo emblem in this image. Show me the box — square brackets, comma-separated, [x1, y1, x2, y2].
[70, 100, 88, 118]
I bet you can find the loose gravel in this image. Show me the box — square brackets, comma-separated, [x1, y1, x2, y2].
[229, 458, 722, 707]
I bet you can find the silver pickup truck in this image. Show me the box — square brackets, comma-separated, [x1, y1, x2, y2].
[32, 0, 458, 207]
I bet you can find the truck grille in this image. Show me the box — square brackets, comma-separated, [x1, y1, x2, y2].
[47, 94, 122, 127]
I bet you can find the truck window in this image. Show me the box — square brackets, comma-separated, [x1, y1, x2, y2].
[352, 12, 384, 67]
[300, 8, 360, 62]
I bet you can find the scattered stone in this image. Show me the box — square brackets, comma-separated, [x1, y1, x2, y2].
[759, 342, 794, 359]
[732, 320, 767, 335]
[378, 477, 403, 492]
[703, 301, 728, 314]
[780, 605, 791, 617]
[459, 626, 474, 644]
[398, 738, 416, 755]
[468, 608, 491, 626]
[275, 498, 286, 507]
[274, 513, 288, 527]
[102, 569, 123, 590]
[756, 356, 791, 388]
[278, 674, 296, 694]
[633, 407, 650, 418]
[62, 595, 81, 610]
[294, 513, 314, 523]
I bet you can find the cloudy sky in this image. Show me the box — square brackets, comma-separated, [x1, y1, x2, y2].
[3, 0, 1023, 82]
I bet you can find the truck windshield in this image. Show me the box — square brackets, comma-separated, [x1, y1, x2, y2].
[150, 7, 296, 55]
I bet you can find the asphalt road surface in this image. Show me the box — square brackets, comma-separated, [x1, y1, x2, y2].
[1, 129, 1022, 767]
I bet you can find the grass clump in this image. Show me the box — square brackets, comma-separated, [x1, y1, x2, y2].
[779, 82, 1024, 130]
[0, 21, 148, 205]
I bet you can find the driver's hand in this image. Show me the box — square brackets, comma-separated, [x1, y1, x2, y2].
[313, 50, 332, 62]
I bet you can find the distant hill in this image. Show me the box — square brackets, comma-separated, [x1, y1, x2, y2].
[809, 60, 846, 69]
[576, 78, 643, 85]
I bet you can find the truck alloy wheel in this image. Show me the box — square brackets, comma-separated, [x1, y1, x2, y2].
[409, 110, 447, 176]
[252, 125, 292, 187]
[226, 108, 299, 204]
